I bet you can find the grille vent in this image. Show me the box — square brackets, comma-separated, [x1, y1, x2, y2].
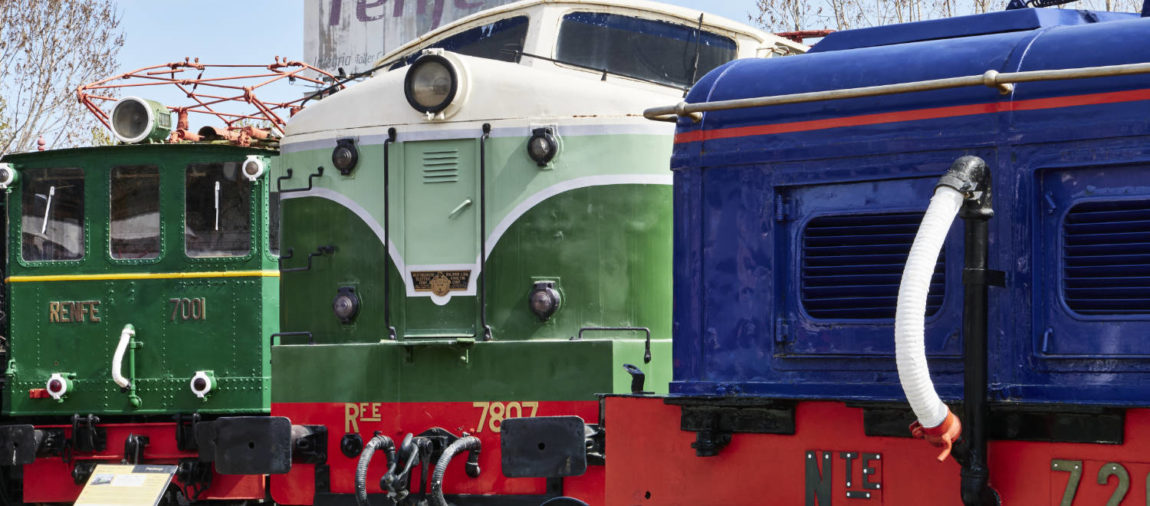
[801, 212, 944, 319]
[422, 149, 459, 184]
[1063, 199, 1150, 315]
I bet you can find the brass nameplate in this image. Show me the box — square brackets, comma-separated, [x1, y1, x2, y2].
[411, 270, 471, 297]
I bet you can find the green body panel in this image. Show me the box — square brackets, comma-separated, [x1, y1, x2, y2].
[276, 129, 673, 402]
[1, 144, 278, 416]
[272, 339, 671, 403]
[280, 184, 670, 343]
[278, 133, 672, 344]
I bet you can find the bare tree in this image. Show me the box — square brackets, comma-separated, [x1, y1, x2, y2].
[0, 0, 124, 155]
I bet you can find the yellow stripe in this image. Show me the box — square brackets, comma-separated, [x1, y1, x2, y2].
[5, 270, 280, 283]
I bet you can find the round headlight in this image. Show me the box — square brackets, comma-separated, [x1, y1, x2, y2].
[190, 370, 215, 399]
[528, 281, 562, 322]
[333, 286, 360, 324]
[242, 155, 265, 181]
[332, 139, 358, 175]
[528, 128, 558, 167]
[0, 163, 17, 189]
[47, 373, 71, 400]
[405, 55, 458, 114]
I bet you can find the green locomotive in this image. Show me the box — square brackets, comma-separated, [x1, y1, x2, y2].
[0, 140, 286, 503]
[269, 1, 804, 504]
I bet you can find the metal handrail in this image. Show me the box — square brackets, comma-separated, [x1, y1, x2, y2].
[644, 61, 1150, 122]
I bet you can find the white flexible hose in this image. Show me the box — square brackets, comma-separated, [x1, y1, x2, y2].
[895, 186, 964, 429]
[112, 324, 135, 389]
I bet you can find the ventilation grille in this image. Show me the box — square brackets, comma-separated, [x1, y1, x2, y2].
[801, 212, 944, 319]
[1063, 199, 1150, 315]
[422, 149, 459, 184]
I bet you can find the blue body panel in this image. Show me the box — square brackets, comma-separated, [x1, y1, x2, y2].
[671, 9, 1150, 406]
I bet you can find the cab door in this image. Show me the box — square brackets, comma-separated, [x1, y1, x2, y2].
[401, 139, 479, 337]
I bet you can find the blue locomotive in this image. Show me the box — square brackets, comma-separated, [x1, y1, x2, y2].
[600, 2, 1150, 504]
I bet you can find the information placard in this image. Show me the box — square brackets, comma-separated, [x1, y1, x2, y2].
[74, 464, 177, 506]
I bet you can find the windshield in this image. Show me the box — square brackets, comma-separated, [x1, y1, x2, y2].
[556, 12, 738, 88]
[401, 16, 529, 66]
[185, 162, 251, 258]
[22, 167, 84, 262]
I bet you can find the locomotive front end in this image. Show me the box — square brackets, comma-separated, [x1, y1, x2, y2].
[0, 143, 283, 503]
[268, 1, 803, 503]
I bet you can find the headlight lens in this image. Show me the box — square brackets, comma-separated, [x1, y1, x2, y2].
[332, 139, 358, 175]
[528, 128, 558, 167]
[333, 286, 361, 324]
[405, 55, 457, 113]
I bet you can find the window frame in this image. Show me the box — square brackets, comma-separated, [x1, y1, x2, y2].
[107, 164, 164, 264]
[182, 161, 257, 263]
[18, 166, 88, 266]
[552, 10, 739, 89]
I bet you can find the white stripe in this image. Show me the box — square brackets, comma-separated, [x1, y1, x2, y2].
[281, 123, 670, 153]
[282, 174, 672, 303]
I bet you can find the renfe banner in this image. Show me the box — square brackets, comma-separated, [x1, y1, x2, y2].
[304, 0, 518, 74]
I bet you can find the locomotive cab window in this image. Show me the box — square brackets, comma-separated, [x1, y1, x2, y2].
[555, 12, 737, 88]
[185, 162, 251, 258]
[403, 16, 529, 65]
[110, 165, 160, 260]
[22, 167, 85, 262]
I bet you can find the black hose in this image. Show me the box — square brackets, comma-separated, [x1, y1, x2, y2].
[356, 433, 395, 506]
[430, 436, 481, 506]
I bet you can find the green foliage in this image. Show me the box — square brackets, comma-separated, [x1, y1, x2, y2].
[0, 0, 123, 155]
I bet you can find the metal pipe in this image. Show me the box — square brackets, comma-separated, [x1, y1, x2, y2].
[645, 62, 1150, 121]
[479, 124, 492, 341]
[384, 128, 397, 340]
[955, 156, 1000, 506]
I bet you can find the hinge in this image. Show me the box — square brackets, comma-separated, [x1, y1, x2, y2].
[775, 318, 792, 345]
[774, 194, 794, 222]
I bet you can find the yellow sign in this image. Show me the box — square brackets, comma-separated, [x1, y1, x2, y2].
[74, 464, 176, 506]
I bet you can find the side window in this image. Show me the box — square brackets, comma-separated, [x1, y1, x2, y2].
[403, 16, 529, 65]
[186, 162, 251, 258]
[110, 165, 160, 259]
[556, 12, 737, 88]
[22, 167, 84, 261]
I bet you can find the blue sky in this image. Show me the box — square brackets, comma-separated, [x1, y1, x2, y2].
[116, 1, 758, 72]
[111, 0, 759, 127]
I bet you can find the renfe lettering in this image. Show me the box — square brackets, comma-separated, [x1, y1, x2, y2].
[49, 301, 101, 323]
[328, 0, 486, 29]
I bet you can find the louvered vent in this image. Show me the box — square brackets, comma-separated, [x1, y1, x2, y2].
[422, 149, 459, 184]
[802, 212, 945, 319]
[1063, 199, 1150, 315]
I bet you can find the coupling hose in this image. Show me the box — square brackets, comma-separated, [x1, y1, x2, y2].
[431, 436, 481, 506]
[355, 433, 396, 506]
[895, 186, 964, 460]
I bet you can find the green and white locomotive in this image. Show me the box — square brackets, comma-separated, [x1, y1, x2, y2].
[269, 1, 803, 504]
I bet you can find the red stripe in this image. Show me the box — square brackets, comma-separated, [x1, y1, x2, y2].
[674, 88, 1150, 144]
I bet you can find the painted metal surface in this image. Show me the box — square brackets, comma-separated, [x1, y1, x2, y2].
[605, 396, 1150, 506]
[669, 9, 1150, 405]
[0, 143, 280, 501]
[2, 144, 278, 416]
[19, 422, 266, 503]
[270, 339, 667, 503]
